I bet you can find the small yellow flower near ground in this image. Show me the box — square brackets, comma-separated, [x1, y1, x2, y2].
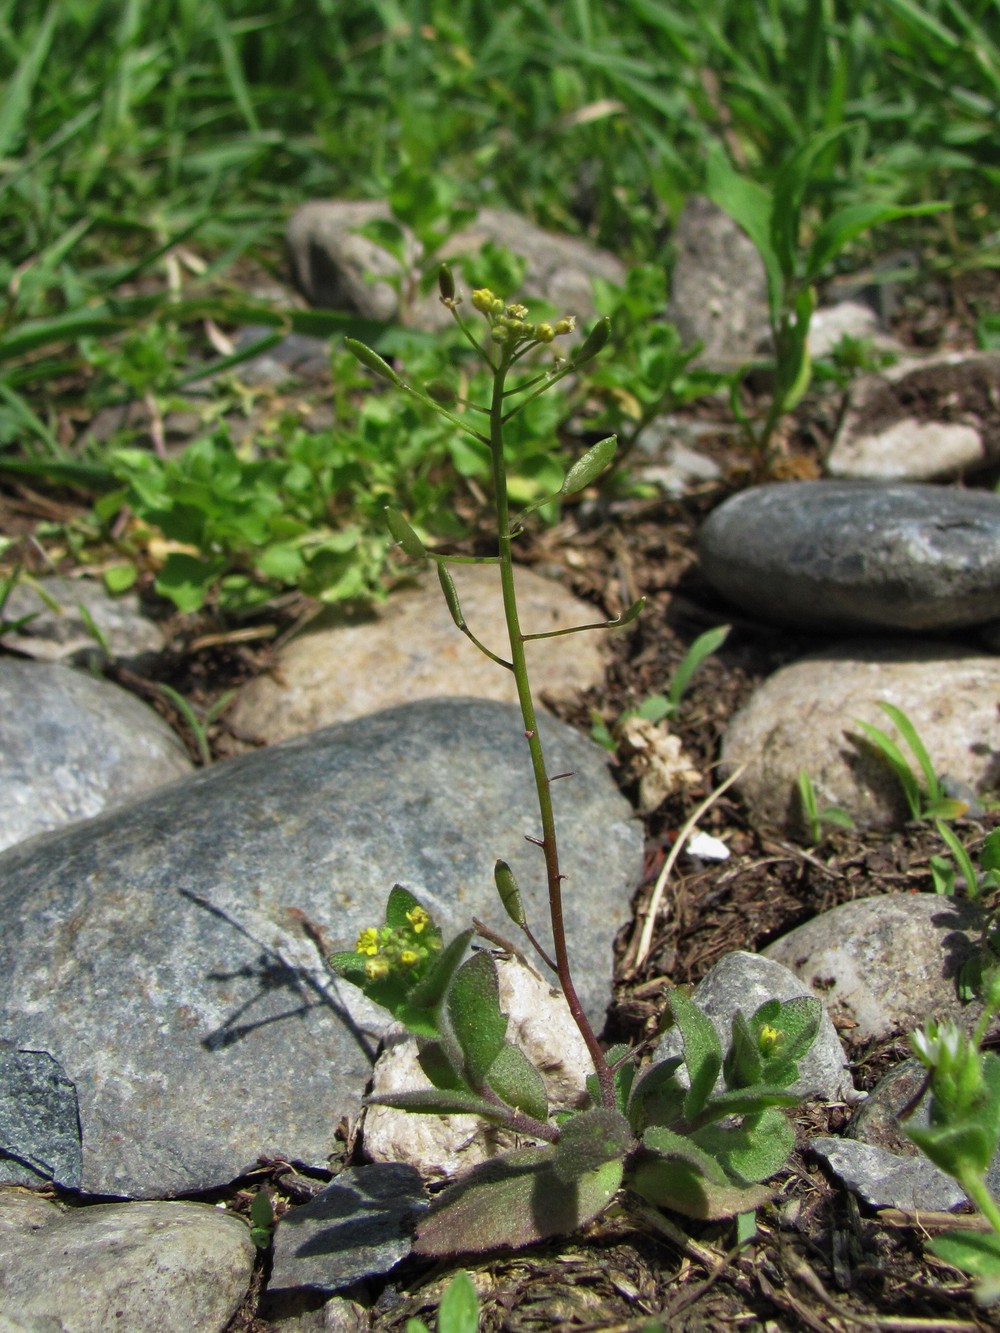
[364, 956, 391, 981]
[406, 906, 430, 934]
[759, 1024, 782, 1054]
[356, 928, 380, 956]
[400, 949, 419, 967]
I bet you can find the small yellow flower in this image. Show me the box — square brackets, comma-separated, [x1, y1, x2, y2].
[553, 316, 576, 336]
[400, 949, 419, 967]
[356, 928, 380, 957]
[758, 1024, 783, 1054]
[364, 956, 391, 981]
[406, 906, 430, 934]
[506, 303, 528, 320]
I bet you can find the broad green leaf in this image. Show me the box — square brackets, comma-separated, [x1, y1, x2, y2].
[403, 929, 475, 1020]
[724, 1010, 763, 1090]
[706, 142, 782, 320]
[629, 1148, 772, 1220]
[561, 436, 617, 495]
[486, 1042, 548, 1122]
[667, 989, 722, 1119]
[807, 201, 948, 281]
[928, 1230, 1000, 1306]
[553, 1108, 631, 1182]
[417, 1041, 470, 1094]
[626, 1057, 685, 1132]
[447, 952, 508, 1086]
[413, 1146, 622, 1256]
[692, 1107, 795, 1184]
[385, 884, 427, 932]
[437, 1270, 480, 1333]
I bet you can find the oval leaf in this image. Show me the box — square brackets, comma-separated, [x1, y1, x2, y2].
[486, 1042, 548, 1122]
[493, 860, 525, 926]
[447, 951, 508, 1086]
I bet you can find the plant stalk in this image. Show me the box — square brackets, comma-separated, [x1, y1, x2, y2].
[488, 354, 616, 1111]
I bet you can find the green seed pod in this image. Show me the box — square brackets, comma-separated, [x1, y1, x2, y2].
[438, 263, 456, 302]
[494, 860, 526, 926]
[437, 563, 466, 630]
[615, 597, 645, 627]
[571, 316, 611, 367]
[424, 379, 458, 406]
[385, 507, 427, 559]
[561, 436, 617, 496]
[345, 338, 401, 385]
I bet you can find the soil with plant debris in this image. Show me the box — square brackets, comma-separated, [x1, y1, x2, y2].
[4, 268, 1000, 1333]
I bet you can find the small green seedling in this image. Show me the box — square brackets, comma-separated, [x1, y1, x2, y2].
[328, 276, 819, 1257]
[906, 973, 1000, 1306]
[248, 1190, 274, 1250]
[853, 702, 968, 823]
[795, 769, 854, 845]
[156, 684, 235, 767]
[407, 1269, 479, 1333]
[591, 624, 730, 751]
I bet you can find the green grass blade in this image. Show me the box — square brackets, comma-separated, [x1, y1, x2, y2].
[667, 624, 730, 711]
[0, 3, 58, 159]
[854, 718, 923, 819]
[878, 702, 942, 803]
[935, 820, 979, 898]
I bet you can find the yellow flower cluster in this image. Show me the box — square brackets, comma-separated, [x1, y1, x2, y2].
[354, 903, 441, 982]
[469, 288, 576, 350]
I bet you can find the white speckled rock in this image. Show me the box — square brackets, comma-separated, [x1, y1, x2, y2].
[0, 1189, 254, 1333]
[721, 641, 1000, 833]
[231, 563, 607, 744]
[363, 956, 592, 1180]
[763, 894, 984, 1043]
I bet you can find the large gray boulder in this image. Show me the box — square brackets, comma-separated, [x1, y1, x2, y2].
[0, 698, 640, 1198]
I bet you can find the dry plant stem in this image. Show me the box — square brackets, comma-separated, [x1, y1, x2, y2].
[487, 358, 617, 1113]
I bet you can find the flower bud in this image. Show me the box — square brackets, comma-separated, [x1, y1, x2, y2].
[506, 303, 528, 320]
[438, 263, 456, 302]
[535, 322, 555, 343]
[553, 315, 577, 337]
[471, 288, 496, 314]
[364, 956, 391, 981]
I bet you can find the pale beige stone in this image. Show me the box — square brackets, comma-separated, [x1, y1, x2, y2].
[722, 641, 1000, 833]
[231, 564, 607, 743]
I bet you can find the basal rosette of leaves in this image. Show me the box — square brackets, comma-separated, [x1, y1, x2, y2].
[329, 887, 820, 1257]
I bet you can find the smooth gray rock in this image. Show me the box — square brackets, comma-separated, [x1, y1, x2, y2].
[667, 196, 771, 372]
[654, 951, 855, 1102]
[269, 1163, 424, 1296]
[0, 575, 164, 667]
[811, 1137, 967, 1212]
[0, 1190, 254, 1333]
[698, 480, 1000, 632]
[0, 659, 194, 852]
[0, 698, 640, 1197]
[764, 894, 984, 1043]
[721, 640, 1000, 833]
[287, 201, 625, 331]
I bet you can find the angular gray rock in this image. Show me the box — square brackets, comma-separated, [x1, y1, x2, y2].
[763, 894, 984, 1043]
[698, 480, 1000, 632]
[721, 640, 1000, 833]
[667, 195, 770, 372]
[0, 575, 165, 667]
[829, 351, 1000, 482]
[0, 698, 640, 1197]
[811, 1137, 967, 1212]
[287, 201, 625, 330]
[0, 1189, 255, 1333]
[0, 658, 194, 852]
[269, 1163, 424, 1296]
[654, 951, 855, 1103]
[230, 563, 608, 744]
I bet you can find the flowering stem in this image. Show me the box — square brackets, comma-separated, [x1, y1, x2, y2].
[487, 350, 616, 1113]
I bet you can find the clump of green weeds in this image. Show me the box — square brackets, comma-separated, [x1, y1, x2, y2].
[854, 701, 969, 823]
[905, 971, 1000, 1306]
[795, 769, 854, 845]
[327, 273, 819, 1258]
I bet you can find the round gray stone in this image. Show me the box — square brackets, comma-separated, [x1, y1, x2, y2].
[698, 480, 1000, 632]
[0, 659, 194, 852]
[0, 698, 640, 1197]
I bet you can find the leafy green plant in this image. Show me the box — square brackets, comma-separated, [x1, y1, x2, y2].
[795, 769, 854, 845]
[905, 972, 1000, 1306]
[853, 702, 968, 823]
[407, 1270, 479, 1333]
[327, 275, 818, 1256]
[706, 132, 945, 467]
[248, 1190, 274, 1251]
[591, 624, 730, 751]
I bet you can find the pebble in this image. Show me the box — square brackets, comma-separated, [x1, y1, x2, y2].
[287, 201, 624, 330]
[0, 658, 193, 852]
[0, 697, 640, 1197]
[231, 563, 607, 744]
[666, 195, 770, 372]
[721, 640, 1000, 832]
[828, 351, 1000, 482]
[0, 1187, 255, 1333]
[268, 1163, 424, 1298]
[654, 951, 854, 1103]
[0, 575, 164, 667]
[698, 480, 1000, 632]
[763, 893, 985, 1043]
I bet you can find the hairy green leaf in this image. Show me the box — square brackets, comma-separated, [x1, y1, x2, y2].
[667, 989, 722, 1119]
[447, 951, 508, 1086]
[553, 1108, 631, 1182]
[486, 1041, 548, 1122]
